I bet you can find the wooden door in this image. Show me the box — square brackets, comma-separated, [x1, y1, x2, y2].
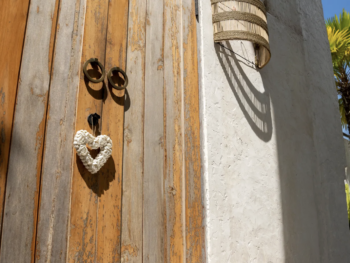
[0, 0, 204, 262]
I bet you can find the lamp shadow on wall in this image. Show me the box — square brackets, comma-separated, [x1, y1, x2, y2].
[215, 41, 273, 142]
[214, 28, 325, 261]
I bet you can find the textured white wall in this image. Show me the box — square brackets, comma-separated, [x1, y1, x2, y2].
[197, 0, 350, 262]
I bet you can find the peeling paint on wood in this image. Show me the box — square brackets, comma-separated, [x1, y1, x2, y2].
[35, 0, 87, 262]
[164, 0, 185, 262]
[121, 0, 147, 262]
[0, 1, 205, 262]
[0, 0, 59, 262]
[67, 0, 109, 261]
[182, 0, 205, 262]
[97, 0, 129, 262]
[143, 0, 165, 262]
[0, 0, 31, 240]
[121, 0, 204, 262]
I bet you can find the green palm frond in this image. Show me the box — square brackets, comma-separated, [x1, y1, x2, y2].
[339, 98, 348, 128]
[327, 26, 350, 64]
[326, 9, 350, 67]
[326, 10, 350, 128]
[326, 9, 350, 32]
[345, 183, 350, 226]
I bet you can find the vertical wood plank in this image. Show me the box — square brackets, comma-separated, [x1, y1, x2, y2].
[182, 0, 205, 262]
[0, 0, 31, 235]
[67, 0, 109, 261]
[163, 0, 185, 262]
[34, 0, 87, 262]
[96, 0, 129, 262]
[121, 0, 146, 261]
[143, 0, 165, 262]
[0, 0, 59, 262]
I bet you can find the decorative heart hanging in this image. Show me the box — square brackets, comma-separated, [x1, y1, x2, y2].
[74, 130, 113, 174]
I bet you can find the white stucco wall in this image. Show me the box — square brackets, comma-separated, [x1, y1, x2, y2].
[197, 0, 350, 262]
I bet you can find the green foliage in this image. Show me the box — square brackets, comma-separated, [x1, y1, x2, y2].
[326, 26, 350, 65]
[339, 98, 348, 128]
[326, 9, 350, 127]
[326, 10, 350, 34]
[345, 183, 350, 227]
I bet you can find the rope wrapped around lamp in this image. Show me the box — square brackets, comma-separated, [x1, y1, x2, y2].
[211, 0, 271, 68]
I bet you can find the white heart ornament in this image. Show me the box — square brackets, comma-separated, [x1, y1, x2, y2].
[74, 130, 113, 174]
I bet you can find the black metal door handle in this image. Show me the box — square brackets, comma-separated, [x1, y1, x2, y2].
[107, 67, 128, 90]
[83, 58, 106, 83]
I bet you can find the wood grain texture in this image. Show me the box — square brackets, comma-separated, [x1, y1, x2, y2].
[0, 0, 30, 237]
[0, 1, 205, 262]
[0, 0, 59, 262]
[96, 0, 129, 262]
[182, 0, 205, 262]
[120, 1, 204, 262]
[67, 0, 109, 261]
[35, 0, 87, 262]
[163, 0, 185, 262]
[143, 0, 165, 262]
[121, 0, 146, 262]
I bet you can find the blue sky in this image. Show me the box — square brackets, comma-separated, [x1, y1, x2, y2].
[322, 0, 350, 20]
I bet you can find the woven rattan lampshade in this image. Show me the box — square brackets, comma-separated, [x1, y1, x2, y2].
[211, 0, 271, 68]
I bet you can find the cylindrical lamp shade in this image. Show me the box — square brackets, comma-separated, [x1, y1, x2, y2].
[211, 0, 271, 68]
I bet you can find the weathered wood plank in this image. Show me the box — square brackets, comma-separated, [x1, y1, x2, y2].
[96, 0, 129, 262]
[0, 0, 31, 237]
[121, 0, 147, 261]
[0, 0, 59, 262]
[182, 0, 205, 262]
[143, 0, 165, 262]
[35, 0, 87, 262]
[163, 0, 185, 262]
[67, 0, 109, 261]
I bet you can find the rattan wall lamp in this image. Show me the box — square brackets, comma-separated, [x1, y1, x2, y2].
[211, 0, 271, 69]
